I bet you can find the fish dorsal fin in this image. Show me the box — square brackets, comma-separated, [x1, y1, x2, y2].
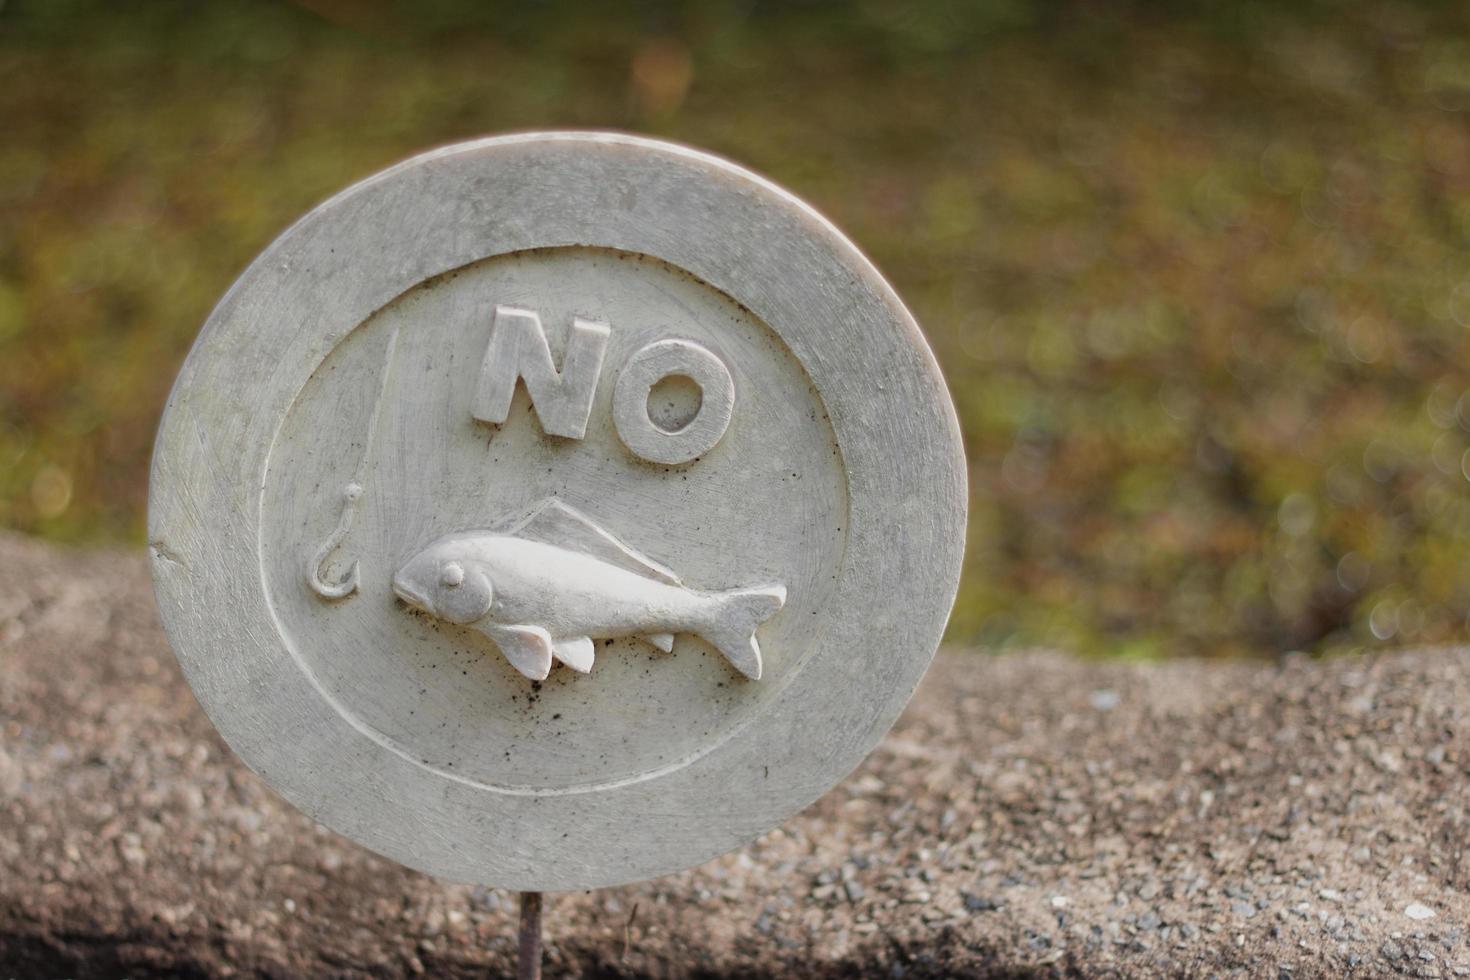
[498, 498, 681, 586]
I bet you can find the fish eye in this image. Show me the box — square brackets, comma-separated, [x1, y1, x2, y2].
[440, 562, 464, 588]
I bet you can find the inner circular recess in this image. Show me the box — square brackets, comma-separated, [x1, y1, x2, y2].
[647, 373, 703, 433]
[261, 246, 849, 794]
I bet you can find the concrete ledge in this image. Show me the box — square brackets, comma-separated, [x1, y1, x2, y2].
[1, 532, 1467, 978]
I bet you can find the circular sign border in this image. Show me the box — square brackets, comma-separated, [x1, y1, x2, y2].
[150, 132, 967, 890]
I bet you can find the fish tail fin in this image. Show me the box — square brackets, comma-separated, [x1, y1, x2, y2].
[700, 585, 786, 681]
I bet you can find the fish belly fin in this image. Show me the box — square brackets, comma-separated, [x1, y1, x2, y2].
[552, 636, 595, 674]
[644, 632, 675, 653]
[698, 585, 787, 681]
[481, 623, 555, 681]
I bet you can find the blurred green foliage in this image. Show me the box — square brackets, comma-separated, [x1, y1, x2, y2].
[5, 0, 1470, 658]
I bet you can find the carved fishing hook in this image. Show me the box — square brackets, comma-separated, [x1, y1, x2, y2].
[307, 482, 365, 599]
[307, 327, 400, 600]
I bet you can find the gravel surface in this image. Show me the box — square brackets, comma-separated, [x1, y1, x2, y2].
[2, 532, 1469, 978]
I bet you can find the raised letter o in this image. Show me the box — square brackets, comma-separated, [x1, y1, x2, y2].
[613, 339, 734, 464]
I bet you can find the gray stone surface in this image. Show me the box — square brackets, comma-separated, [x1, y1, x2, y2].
[4, 532, 1470, 978]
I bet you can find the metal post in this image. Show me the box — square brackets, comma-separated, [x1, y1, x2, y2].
[517, 891, 543, 980]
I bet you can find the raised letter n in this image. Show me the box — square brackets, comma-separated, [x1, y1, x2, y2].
[471, 305, 611, 440]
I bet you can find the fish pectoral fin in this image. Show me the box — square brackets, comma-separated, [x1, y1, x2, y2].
[552, 636, 595, 674]
[482, 623, 555, 681]
[644, 633, 675, 653]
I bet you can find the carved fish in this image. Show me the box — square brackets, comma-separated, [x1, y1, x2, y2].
[391, 499, 786, 682]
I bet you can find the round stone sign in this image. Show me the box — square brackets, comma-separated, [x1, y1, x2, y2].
[149, 132, 966, 890]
